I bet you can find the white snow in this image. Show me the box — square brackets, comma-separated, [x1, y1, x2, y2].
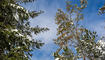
[55, 58, 59, 60]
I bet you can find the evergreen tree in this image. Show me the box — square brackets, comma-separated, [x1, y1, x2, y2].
[0, 0, 48, 60]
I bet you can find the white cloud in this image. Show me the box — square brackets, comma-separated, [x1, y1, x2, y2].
[29, 0, 63, 44]
[28, 0, 63, 60]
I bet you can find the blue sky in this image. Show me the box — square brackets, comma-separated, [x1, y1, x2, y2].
[22, 0, 105, 60]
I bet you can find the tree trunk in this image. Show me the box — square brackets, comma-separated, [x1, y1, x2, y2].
[83, 56, 86, 60]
